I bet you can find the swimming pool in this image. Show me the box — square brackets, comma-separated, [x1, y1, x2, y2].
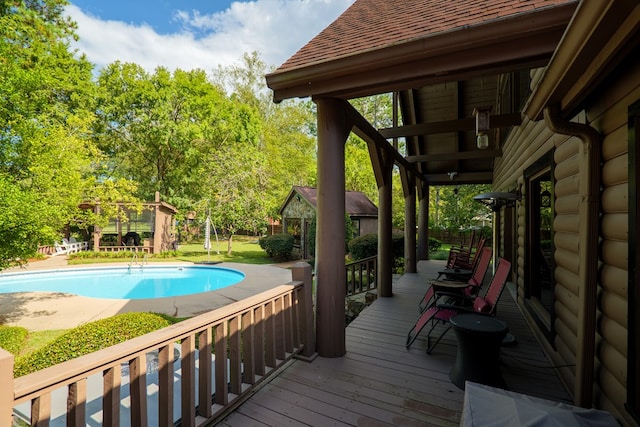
[0, 265, 245, 300]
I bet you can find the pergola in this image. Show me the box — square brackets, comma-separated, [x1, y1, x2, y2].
[265, 0, 577, 357]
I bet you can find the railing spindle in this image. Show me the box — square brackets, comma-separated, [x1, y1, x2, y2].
[197, 329, 213, 418]
[214, 322, 228, 405]
[229, 315, 242, 395]
[129, 355, 148, 427]
[274, 296, 286, 360]
[103, 364, 121, 427]
[67, 379, 87, 427]
[181, 335, 196, 427]
[241, 309, 255, 384]
[264, 300, 276, 369]
[254, 305, 266, 375]
[283, 293, 294, 354]
[158, 344, 175, 426]
[31, 393, 51, 427]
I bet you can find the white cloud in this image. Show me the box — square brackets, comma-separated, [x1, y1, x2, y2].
[67, 0, 355, 74]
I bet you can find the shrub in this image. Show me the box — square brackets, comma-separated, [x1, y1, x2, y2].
[0, 326, 28, 355]
[348, 233, 378, 261]
[428, 237, 442, 253]
[391, 232, 404, 260]
[258, 233, 294, 260]
[349, 232, 406, 261]
[14, 312, 177, 377]
[348, 232, 405, 273]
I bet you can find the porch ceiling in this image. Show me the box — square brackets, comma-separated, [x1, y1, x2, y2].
[265, 0, 578, 186]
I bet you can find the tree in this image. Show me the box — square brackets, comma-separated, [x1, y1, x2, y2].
[0, 0, 135, 266]
[430, 184, 492, 231]
[0, 176, 58, 269]
[214, 52, 317, 219]
[94, 63, 265, 220]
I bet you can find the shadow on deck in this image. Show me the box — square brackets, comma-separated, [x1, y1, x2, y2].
[219, 260, 571, 426]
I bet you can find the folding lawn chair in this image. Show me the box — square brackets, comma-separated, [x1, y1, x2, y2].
[418, 247, 492, 312]
[406, 258, 511, 354]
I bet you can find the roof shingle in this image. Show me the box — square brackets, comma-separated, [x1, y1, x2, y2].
[277, 0, 576, 71]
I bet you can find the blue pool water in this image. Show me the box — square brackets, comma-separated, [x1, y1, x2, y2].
[0, 266, 245, 299]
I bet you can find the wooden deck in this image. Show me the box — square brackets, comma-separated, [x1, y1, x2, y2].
[219, 260, 571, 426]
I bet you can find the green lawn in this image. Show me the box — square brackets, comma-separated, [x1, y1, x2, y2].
[69, 235, 275, 265]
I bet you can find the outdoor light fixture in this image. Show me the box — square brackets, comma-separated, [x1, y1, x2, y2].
[473, 106, 492, 149]
[540, 189, 551, 208]
[473, 191, 520, 211]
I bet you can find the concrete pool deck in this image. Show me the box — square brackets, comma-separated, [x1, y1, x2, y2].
[0, 256, 298, 331]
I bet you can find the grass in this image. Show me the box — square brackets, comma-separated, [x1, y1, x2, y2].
[430, 243, 452, 261]
[69, 235, 275, 265]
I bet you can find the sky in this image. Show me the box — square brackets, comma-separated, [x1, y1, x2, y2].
[66, 0, 355, 74]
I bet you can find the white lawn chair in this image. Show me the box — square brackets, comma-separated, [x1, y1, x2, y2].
[51, 242, 70, 256]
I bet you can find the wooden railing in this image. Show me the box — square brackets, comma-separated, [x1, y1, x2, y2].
[345, 256, 377, 296]
[0, 263, 315, 427]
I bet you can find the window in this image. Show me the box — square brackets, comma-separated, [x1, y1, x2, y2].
[524, 151, 555, 342]
[351, 219, 360, 237]
[627, 100, 640, 422]
[287, 218, 302, 247]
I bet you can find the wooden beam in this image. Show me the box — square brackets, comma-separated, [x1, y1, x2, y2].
[424, 171, 494, 185]
[407, 149, 502, 163]
[379, 113, 522, 138]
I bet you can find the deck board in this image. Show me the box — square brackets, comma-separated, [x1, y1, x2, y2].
[220, 260, 571, 426]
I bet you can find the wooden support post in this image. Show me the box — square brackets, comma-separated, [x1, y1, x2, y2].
[0, 349, 13, 427]
[403, 170, 417, 274]
[292, 262, 317, 361]
[417, 183, 430, 261]
[378, 156, 394, 297]
[315, 97, 350, 357]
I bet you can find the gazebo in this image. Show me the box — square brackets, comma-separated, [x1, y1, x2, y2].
[85, 192, 177, 254]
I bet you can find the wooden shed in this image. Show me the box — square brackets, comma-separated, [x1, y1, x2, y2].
[279, 186, 377, 259]
[266, 1, 640, 424]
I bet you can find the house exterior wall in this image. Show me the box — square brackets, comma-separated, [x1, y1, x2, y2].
[494, 58, 640, 424]
[585, 55, 640, 425]
[358, 217, 377, 236]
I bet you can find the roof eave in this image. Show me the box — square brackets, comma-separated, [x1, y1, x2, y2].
[266, 3, 576, 102]
[524, 1, 640, 120]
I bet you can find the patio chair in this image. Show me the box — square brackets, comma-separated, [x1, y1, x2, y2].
[418, 247, 492, 313]
[406, 258, 511, 353]
[441, 236, 487, 278]
[52, 241, 70, 256]
[69, 236, 89, 250]
[62, 238, 82, 253]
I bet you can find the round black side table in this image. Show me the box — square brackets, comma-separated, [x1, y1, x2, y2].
[449, 313, 509, 390]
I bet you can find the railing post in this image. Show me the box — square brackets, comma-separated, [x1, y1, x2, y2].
[292, 262, 317, 361]
[0, 349, 14, 427]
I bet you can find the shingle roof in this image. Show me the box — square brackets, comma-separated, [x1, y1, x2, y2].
[277, 0, 576, 72]
[291, 186, 378, 217]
